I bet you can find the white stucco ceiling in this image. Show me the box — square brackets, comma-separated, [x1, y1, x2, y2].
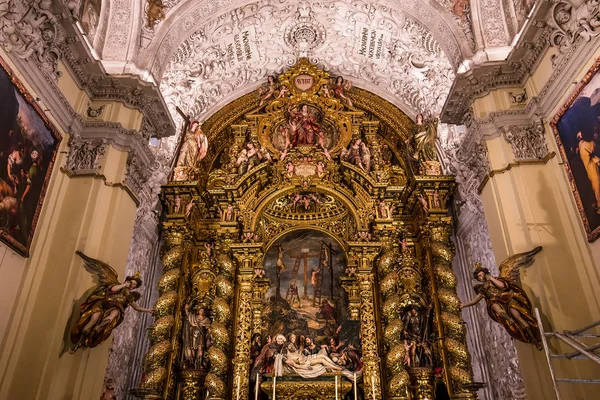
[156, 0, 466, 127]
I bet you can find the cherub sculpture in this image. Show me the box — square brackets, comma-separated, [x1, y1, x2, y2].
[70, 251, 153, 353]
[460, 247, 543, 350]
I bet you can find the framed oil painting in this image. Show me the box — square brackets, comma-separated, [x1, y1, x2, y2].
[0, 56, 61, 256]
[551, 56, 600, 242]
[251, 229, 364, 399]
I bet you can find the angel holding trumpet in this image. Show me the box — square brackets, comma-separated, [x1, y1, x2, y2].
[70, 251, 154, 353]
[460, 247, 543, 350]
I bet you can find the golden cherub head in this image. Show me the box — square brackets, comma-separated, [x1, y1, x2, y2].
[473, 263, 489, 281]
[126, 272, 143, 288]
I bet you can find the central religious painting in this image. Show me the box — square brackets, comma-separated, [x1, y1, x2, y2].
[254, 231, 361, 383]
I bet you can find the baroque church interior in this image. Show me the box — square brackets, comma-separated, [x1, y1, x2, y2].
[1, 1, 600, 400]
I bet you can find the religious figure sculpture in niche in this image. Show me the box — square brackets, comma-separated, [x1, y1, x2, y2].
[70, 251, 153, 353]
[218, 203, 235, 222]
[174, 120, 208, 180]
[235, 140, 263, 175]
[402, 305, 434, 368]
[460, 247, 544, 350]
[259, 75, 279, 106]
[331, 76, 353, 107]
[377, 199, 395, 219]
[341, 138, 371, 172]
[405, 114, 441, 175]
[271, 104, 335, 160]
[183, 301, 212, 370]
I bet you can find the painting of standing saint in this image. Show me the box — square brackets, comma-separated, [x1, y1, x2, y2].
[250, 229, 362, 391]
[552, 57, 600, 242]
[0, 58, 61, 256]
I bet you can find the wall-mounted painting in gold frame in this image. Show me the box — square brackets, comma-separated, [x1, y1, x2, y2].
[0, 56, 62, 256]
[551, 56, 600, 242]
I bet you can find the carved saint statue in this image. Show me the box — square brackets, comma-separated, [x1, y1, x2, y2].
[175, 120, 208, 176]
[341, 138, 371, 172]
[70, 251, 153, 353]
[410, 113, 438, 163]
[331, 76, 353, 107]
[235, 141, 263, 175]
[183, 302, 212, 369]
[460, 247, 543, 350]
[259, 75, 278, 106]
[402, 306, 433, 368]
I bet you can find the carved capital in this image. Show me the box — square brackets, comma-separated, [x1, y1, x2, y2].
[501, 118, 548, 160]
[65, 134, 107, 173]
[0, 0, 64, 77]
[230, 244, 264, 271]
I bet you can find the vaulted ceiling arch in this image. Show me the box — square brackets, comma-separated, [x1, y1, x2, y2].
[150, 0, 474, 127]
[137, 0, 475, 78]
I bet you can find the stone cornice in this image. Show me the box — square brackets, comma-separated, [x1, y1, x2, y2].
[57, 4, 175, 138]
[442, 0, 600, 124]
[0, 1, 174, 139]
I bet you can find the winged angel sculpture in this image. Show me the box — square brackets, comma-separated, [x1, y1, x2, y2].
[460, 247, 543, 350]
[70, 251, 153, 353]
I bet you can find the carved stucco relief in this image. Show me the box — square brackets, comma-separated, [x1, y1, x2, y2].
[159, 1, 456, 125]
[0, 0, 65, 77]
[135, 0, 471, 80]
[502, 118, 549, 160]
[101, 0, 134, 60]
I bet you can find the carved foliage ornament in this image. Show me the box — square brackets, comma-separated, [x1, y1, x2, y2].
[0, 0, 64, 76]
[66, 134, 107, 172]
[502, 119, 549, 160]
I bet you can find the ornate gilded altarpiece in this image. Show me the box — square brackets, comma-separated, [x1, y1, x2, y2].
[131, 60, 480, 400]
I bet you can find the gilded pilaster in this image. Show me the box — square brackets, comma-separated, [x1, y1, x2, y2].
[349, 243, 383, 400]
[230, 244, 263, 400]
[251, 277, 271, 334]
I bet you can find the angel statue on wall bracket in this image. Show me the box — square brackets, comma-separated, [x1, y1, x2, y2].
[70, 251, 154, 353]
[460, 246, 543, 350]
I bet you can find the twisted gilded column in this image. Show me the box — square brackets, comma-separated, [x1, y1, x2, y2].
[204, 240, 237, 400]
[132, 224, 189, 399]
[378, 239, 411, 400]
[422, 218, 478, 399]
[350, 243, 383, 400]
[230, 244, 263, 400]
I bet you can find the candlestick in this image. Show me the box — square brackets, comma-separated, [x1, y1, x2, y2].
[353, 373, 357, 400]
[255, 373, 259, 400]
[371, 375, 375, 400]
[335, 376, 338, 400]
[273, 375, 276, 399]
[236, 375, 241, 400]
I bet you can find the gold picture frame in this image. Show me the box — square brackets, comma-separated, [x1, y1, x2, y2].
[551, 56, 600, 242]
[0, 56, 62, 256]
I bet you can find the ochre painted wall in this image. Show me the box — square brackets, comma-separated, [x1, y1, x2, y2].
[0, 52, 141, 400]
[475, 46, 600, 400]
